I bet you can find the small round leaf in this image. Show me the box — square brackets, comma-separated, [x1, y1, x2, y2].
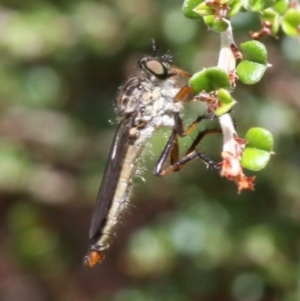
[215, 102, 236, 116]
[240, 41, 267, 64]
[189, 68, 231, 94]
[241, 128, 274, 171]
[282, 9, 300, 36]
[245, 127, 273, 151]
[273, 0, 289, 15]
[241, 148, 271, 171]
[228, 0, 243, 17]
[204, 16, 229, 32]
[182, 0, 204, 19]
[236, 61, 267, 84]
[217, 88, 233, 104]
[193, 2, 213, 16]
[242, 0, 276, 12]
[215, 89, 236, 116]
[261, 8, 280, 34]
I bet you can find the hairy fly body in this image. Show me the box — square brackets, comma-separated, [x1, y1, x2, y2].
[84, 47, 219, 268]
[84, 51, 187, 267]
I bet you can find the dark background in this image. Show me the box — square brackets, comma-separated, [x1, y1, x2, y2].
[0, 1, 300, 300]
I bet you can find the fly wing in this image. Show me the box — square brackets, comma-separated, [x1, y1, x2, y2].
[89, 117, 133, 240]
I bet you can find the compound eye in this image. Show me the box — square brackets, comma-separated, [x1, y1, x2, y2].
[144, 59, 166, 77]
[139, 58, 170, 80]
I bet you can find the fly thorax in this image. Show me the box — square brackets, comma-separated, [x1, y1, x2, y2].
[117, 77, 144, 115]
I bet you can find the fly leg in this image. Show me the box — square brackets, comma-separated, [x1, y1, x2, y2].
[154, 112, 221, 176]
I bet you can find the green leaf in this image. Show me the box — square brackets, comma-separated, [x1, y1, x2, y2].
[258, 8, 279, 35]
[245, 128, 273, 151]
[189, 68, 231, 94]
[215, 102, 236, 116]
[217, 88, 233, 104]
[236, 61, 267, 84]
[182, 0, 204, 19]
[241, 148, 271, 171]
[228, 0, 243, 17]
[236, 41, 268, 84]
[240, 41, 267, 64]
[193, 2, 213, 16]
[215, 89, 236, 116]
[203, 15, 229, 32]
[273, 0, 289, 15]
[242, 0, 276, 11]
[282, 9, 300, 36]
[241, 128, 274, 171]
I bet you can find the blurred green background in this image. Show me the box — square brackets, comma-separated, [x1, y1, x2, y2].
[1, 1, 300, 301]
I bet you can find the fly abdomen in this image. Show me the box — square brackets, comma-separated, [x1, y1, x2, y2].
[85, 129, 149, 267]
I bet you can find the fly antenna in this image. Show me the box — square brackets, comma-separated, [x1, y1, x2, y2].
[151, 40, 173, 64]
[151, 39, 159, 57]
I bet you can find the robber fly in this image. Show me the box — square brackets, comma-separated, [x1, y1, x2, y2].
[84, 43, 220, 267]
